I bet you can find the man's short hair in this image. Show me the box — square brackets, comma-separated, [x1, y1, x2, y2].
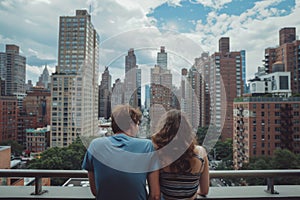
[111, 104, 142, 133]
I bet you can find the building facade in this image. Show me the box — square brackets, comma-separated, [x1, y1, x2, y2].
[0, 45, 26, 96]
[150, 63, 173, 132]
[0, 96, 18, 143]
[263, 27, 300, 94]
[200, 38, 244, 140]
[233, 97, 300, 169]
[50, 10, 99, 147]
[23, 87, 51, 127]
[26, 127, 50, 153]
[124, 48, 141, 108]
[157, 46, 167, 70]
[194, 53, 211, 128]
[180, 67, 201, 128]
[111, 78, 124, 110]
[99, 66, 111, 119]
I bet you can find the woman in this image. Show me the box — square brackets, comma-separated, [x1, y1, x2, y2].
[152, 109, 209, 200]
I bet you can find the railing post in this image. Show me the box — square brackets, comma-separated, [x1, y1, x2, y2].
[31, 177, 47, 195]
[265, 177, 279, 194]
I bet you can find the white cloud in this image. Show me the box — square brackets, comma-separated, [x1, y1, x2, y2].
[191, 0, 300, 81]
[1, 0, 299, 86]
[26, 64, 55, 84]
[190, 0, 232, 10]
[167, 0, 182, 7]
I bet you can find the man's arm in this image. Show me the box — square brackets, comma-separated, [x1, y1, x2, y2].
[88, 171, 97, 197]
[147, 170, 160, 200]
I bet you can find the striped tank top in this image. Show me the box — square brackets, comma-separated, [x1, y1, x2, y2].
[160, 155, 204, 200]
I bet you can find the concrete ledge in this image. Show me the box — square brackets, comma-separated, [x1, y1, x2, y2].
[0, 185, 300, 200]
[0, 186, 95, 200]
[196, 185, 300, 200]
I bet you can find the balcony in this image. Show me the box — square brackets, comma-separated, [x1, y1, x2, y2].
[1, 169, 300, 199]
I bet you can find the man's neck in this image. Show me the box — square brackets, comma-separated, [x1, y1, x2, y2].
[115, 131, 135, 137]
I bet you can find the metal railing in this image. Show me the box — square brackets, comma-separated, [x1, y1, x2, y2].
[0, 169, 300, 196]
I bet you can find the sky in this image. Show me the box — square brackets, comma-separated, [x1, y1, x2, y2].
[0, 0, 299, 87]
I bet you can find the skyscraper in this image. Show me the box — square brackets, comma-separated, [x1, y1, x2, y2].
[197, 38, 244, 140]
[157, 46, 167, 70]
[36, 65, 50, 90]
[150, 47, 173, 131]
[124, 48, 141, 108]
[99, 66, 111, 119]
[50, 10, 99, 147]
[0, 44, 26, 96]
[194, 53, 211, 128]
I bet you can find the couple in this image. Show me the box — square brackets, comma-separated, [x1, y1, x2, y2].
[82, 104, 209, 200]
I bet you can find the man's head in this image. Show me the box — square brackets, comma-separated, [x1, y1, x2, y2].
[111, 104, 142, 135]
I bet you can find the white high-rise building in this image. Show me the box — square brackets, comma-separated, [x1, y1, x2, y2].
[50, 10, 99, 147]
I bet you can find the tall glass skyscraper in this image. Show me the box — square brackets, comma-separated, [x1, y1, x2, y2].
[50, 10, 99, 147]
[0, 45, 26, 96]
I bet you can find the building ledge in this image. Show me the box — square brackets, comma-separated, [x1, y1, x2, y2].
[0, 185, 300, 200]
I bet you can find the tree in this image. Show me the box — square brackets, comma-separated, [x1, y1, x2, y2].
[241, 149, 300, 185]
[196, 126, 208, 145]
[27, 138, 87, 186]
[214, 138, 233, 161]
[27, 138, 86, 170]
[271, 149, 299, 169]
[0, 140, 24, 156]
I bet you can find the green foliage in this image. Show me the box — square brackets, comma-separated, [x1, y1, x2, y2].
[242, 149, 300, 185]
[196, 126, 208, 145]
[26, 138, 87, 186]
[0, 140, 24, 156]
[271, 149, 300, 169]
[213, 139, 233, 161]
[27, 138, 86, 170]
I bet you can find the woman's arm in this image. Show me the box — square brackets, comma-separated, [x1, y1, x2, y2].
[147, 170, 160, 200]
[197, 146, 210, 195]
[88, 171, 97, 197]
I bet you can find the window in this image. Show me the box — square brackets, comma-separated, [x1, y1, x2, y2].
[279, 76, 289, 89]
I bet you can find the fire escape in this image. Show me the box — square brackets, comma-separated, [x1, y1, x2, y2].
[235, 106, 247, 168]
[280, 104, 293, 151]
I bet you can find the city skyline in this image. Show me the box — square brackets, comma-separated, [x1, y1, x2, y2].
[0, 0, 299, 85]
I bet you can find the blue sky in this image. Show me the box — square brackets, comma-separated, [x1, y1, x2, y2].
[0, 0, 299, 85]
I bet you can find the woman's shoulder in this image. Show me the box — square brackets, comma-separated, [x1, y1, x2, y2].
[194, 145, 207, 158]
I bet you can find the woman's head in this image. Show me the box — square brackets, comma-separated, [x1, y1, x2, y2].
[152, 109, 197, 172]
[111, 104, 142, 134]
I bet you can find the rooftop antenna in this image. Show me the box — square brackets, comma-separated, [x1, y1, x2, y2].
[89, 4, 92, 14]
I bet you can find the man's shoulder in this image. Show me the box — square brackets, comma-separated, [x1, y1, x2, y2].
[90, 136, 108, 145]
[133, 137, 152, 145]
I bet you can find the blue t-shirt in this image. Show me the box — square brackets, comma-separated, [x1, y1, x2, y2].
[82, 134, 156, 200]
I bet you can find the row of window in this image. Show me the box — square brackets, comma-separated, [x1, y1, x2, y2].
[252, 103, 300, 109]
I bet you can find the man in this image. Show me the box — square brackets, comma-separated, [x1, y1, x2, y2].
[82, 104, 160, 200]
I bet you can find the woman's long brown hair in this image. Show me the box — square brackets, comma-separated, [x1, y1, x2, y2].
[152, 109, 197, 173]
